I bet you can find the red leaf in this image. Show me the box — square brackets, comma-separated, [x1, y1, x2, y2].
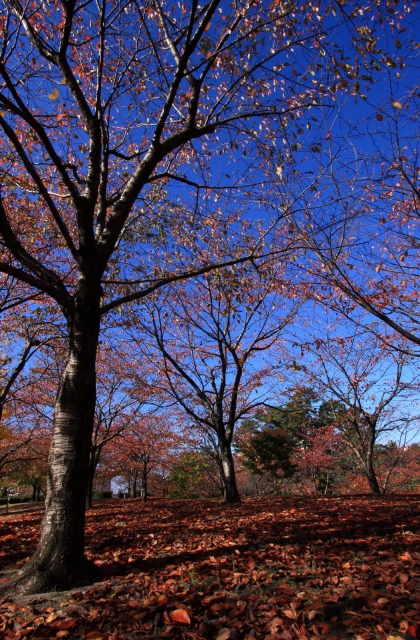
[49, 618, 78, 630]
[169, 609, 190, 625]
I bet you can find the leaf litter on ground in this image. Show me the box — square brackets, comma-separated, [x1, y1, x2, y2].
[0, 495, 419, 640]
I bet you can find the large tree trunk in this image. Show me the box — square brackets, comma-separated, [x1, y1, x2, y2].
[219, 438, 240, 503]
[5, 288, 101, 595]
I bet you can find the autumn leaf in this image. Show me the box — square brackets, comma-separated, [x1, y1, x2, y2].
[48, 618, 78, 629]
[392, 100, 403, 109]
[86, 632, 106, 639]
[48, 88, 59, 100]
[169, 609, 190, 624]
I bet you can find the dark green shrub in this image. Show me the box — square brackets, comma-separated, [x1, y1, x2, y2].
[92, 490, 112, 499]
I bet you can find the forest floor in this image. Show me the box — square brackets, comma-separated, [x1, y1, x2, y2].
[0, 495, 419, 640]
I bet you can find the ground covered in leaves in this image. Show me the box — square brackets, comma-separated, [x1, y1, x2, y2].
[0, 495, 420, 640]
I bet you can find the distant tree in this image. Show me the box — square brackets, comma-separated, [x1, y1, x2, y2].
[244, 389, 346, 495]
[296, 329, 420, 494]
[131, 263, 303, 503]
[168, 451, 221, 500]
[238, 426, 297, 494]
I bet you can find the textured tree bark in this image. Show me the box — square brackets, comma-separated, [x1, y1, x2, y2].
[4, 285, 102, 595]
[365, 458, 381, 494]
[363, 438, 381, 494]
[219, 438, 240, 503]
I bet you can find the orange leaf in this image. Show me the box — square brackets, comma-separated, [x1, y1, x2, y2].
[284, 609, 298, 620]
[86, 632, 106, 640]
[170, 609, 190, 625]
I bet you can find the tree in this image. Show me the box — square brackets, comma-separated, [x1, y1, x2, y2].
[168, 450, 222, 499]
[258, 388, 345, 494]
[6, 434, 49, 502]
[0, 320, 57, 476]
[0, 0, 406, 593]
[121, 416, 174, 502]
[130, 262, 303, 502]
[238, 424, 297, 493]
[86, 345, 153, 507]
[282, 25, 420, 356]
[295, 328, 420, 494]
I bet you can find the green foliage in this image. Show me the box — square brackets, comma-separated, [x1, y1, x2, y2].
[262, 388, 344, 441]
[239, 389, 348, 493]
[92, 490, 112, 500]
[0, 495, 32, 505]
[168, 452, 220, 499]
[240, 428, 297, 480]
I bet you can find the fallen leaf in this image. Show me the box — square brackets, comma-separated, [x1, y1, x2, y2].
[48, 618, 78, 629]
[170, 609, 190, 625]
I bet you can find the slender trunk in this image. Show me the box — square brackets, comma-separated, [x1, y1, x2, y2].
[323, 471, 330, 496]
[142, 462, 148, 503]
[86, 453, 95, 509]
[6, 286, 101, 595]
[219, 437, 240, 503]
[131, 468, 138, 498]
[365, 460, 381, 494]
[365, 443, 381, 494]
[86, 447, 101, 509]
